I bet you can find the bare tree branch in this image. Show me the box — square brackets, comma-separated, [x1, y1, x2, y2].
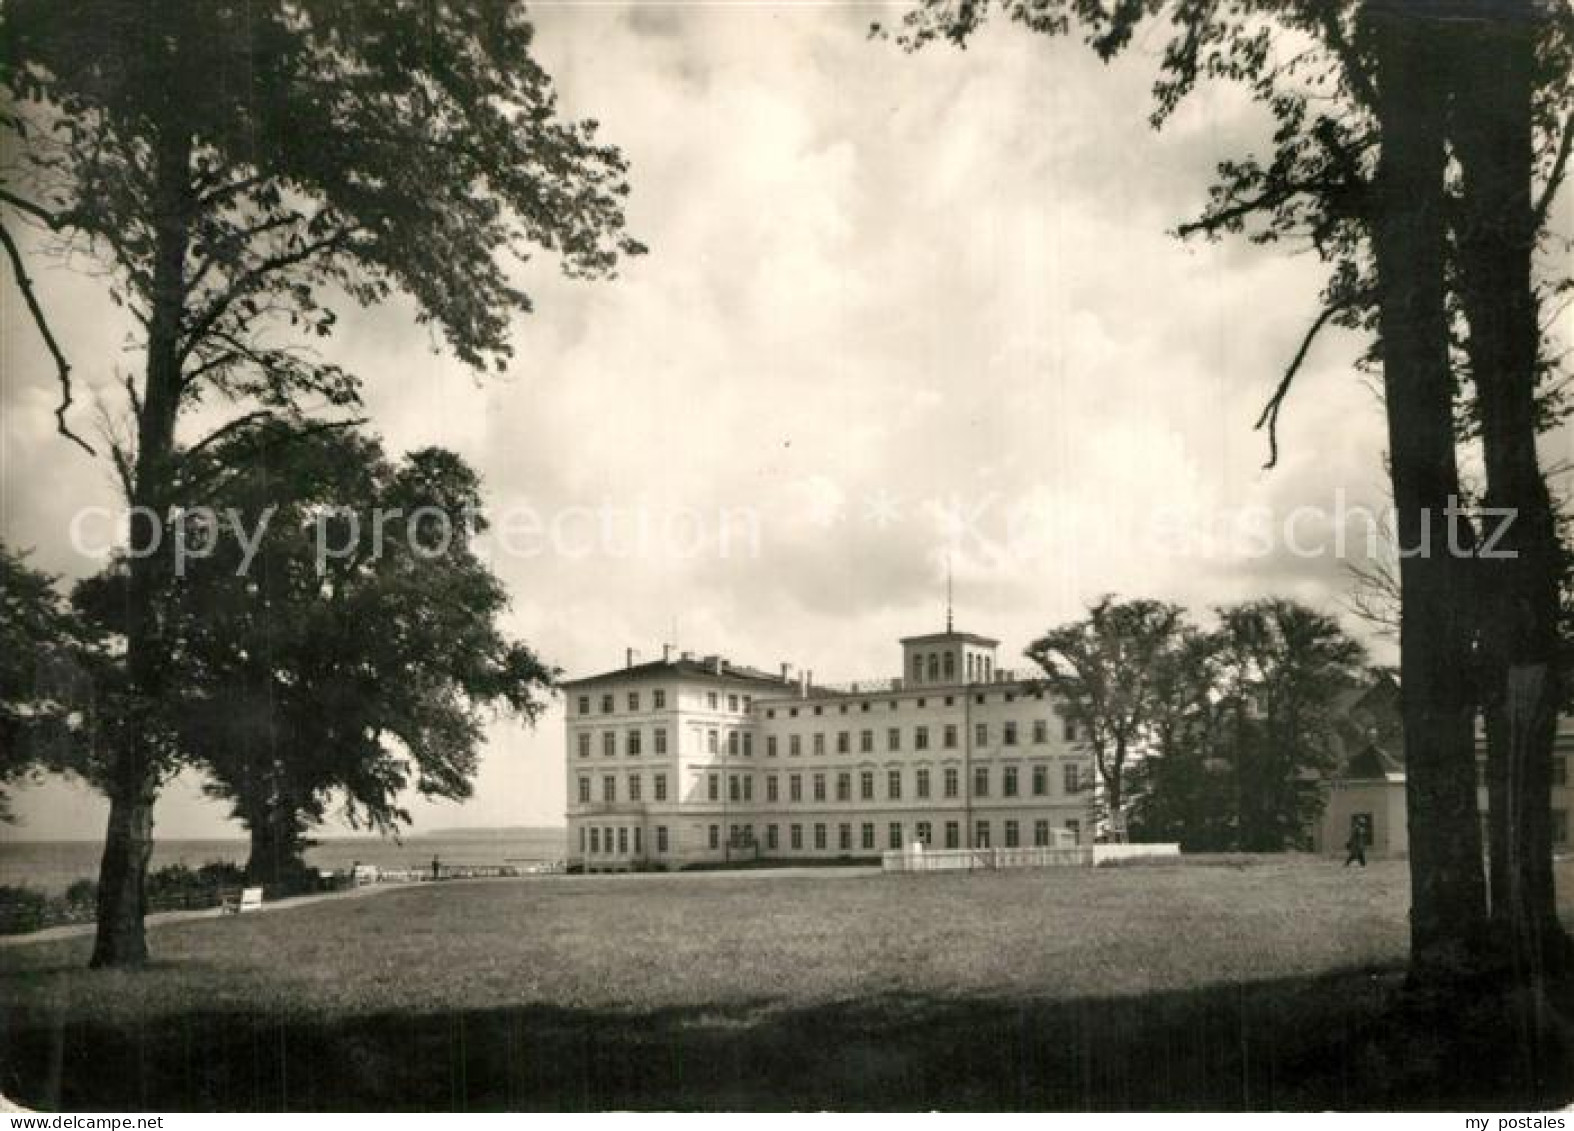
[1255, 300, 1349, 470]
[0, 217, 96, 456]
[1533, 109, 1574, 231]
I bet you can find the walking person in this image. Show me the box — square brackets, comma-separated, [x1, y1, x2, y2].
[431, 855, 441, 882]
[1344, 819, 1368, 868]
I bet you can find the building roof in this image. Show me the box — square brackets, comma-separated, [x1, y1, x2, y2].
[561, 656, 796, 691]
[898, 630, 1000, 647]
[1340, 741, 1405, 781]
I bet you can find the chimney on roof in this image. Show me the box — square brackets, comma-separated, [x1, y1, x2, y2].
[711, 655, 723, 676]
[662, 643, 672, 662]
[798, 670, 808, 699]
[780, 662, 793, 682]
[625, 647, 634, 669]
[681, 650, 694, 661]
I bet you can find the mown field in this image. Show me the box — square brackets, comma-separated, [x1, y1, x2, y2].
[2, 857, 1572, 1110]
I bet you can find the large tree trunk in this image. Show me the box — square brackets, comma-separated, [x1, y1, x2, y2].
[90, 127, 192, 968]
[1449, 0, 1570, 987]
[1367, 1, 1491, 979]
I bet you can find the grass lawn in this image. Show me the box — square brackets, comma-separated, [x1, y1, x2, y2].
[3, 857, 1572, 1110]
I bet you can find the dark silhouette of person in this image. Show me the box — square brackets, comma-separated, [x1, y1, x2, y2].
[1344, 821, 1368, 868]
[431, 855, 441, 881]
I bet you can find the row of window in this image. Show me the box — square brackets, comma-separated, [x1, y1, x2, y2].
[712, 817, 1079, 852]
[576, 719, 1080, 760]
[764, 689, 1063, 718]
[578, 688, 756, 716]
[577, 764, 1087, 807]
[909, 649, 994, 685]
[582, 825, 670, 855]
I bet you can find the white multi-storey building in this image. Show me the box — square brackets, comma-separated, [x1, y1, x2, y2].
[563, 627, 1097, 871]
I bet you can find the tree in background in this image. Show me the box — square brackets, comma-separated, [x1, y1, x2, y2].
[1025, 596, 1187, 837]
[0, 544, 104, 821]
[76, 423, 555, 888]
[2, 1, 641, 966]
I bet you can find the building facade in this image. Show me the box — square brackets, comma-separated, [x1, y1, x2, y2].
[562, 629, 1097, 871]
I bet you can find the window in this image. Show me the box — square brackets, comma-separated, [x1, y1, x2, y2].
[767, 825, 779, 850]
[943, 724, 958, 749]
[767, 775, 780, 802]
[617, 827, 628, 854]
[887, 727, 901, 751]
[1033, 719, 1048, 744]
[974, 767, 989, 797]
[836, 772, 851, 802]
[708, 773, 720, 802]
[578, 733, 591, 758]
[790, 735, 802, 757]
[887, 769, 902, 800]
[1064, 763, 1083, 794]
[814, 823, 827, 850]
[601, 694, 614, 714]
[707, 729, 719, 754]
[602, 732, 616, 757]
[744, 732, 754, 757]
[943, 652, 955, 681]
[1003, 721, 1018, 746]
[975, 821, 991, 848]
[791, 824, 803, 850]
[1034, 819, 1050, 847]
[860, 730, 874, 753]
[729, 774, 741, 803]
[709, 825, 720, 849]
[861, 823, 876, 850]
[837, 731, 851, 754]
[725, 730, 738, 756]
[653, 690, 666, 710]
[654, 773, 667, 802]
[944, 767, 959, 798]
[708, 692, 719, 709]
[1065, 819, 1082, 844]
[634, 827, 643, 854]
[1004, 820, 1020, 848]
[1554, 810, 1568, 845]
[915, 725, 929, 751]
[767, 735, 778, 757]
[927, 654, 939, 681]
[627, 729, 642, 756]
[975, 722, 988, 746]
[1003, 766, 1018, 797]
[590, 827, 600, 853]
[916, 821, 932, 846]
[654, 728, 668, 755]
[628, 692, 640, 711]
[629, 774, 642, 802]
[813, 733, 826, 756]
[813, 773, 827, 802]
[744, 696, 752, 712]
[916, 768, 931, 799]
[888, 822, 903, 849]
[860, 770, 875, 801]
[602, 775, 616, 803]
[578, 777, 591, 803]
[728, 693, 739, 712]
[578, 695, 591, 715]
[912, 655, 924, 682]
[1032, 765, 1048, 796]
[1063, 718, 1078, 742]
[657, 826, 669, 853]
[944, 821, 960, 849]
[744, 775, 755, 803]
[839, 823, 852, 851]
[790, 773, 803, 802]
[1554, 757, 1568, 787]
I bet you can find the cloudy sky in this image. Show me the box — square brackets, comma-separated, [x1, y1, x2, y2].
[6, 2, 1561, 840]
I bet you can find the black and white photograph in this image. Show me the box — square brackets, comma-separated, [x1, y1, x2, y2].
[1, 0, 1572, 1114]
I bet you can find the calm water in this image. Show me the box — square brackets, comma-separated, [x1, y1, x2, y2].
[0, 828, 567, 893]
